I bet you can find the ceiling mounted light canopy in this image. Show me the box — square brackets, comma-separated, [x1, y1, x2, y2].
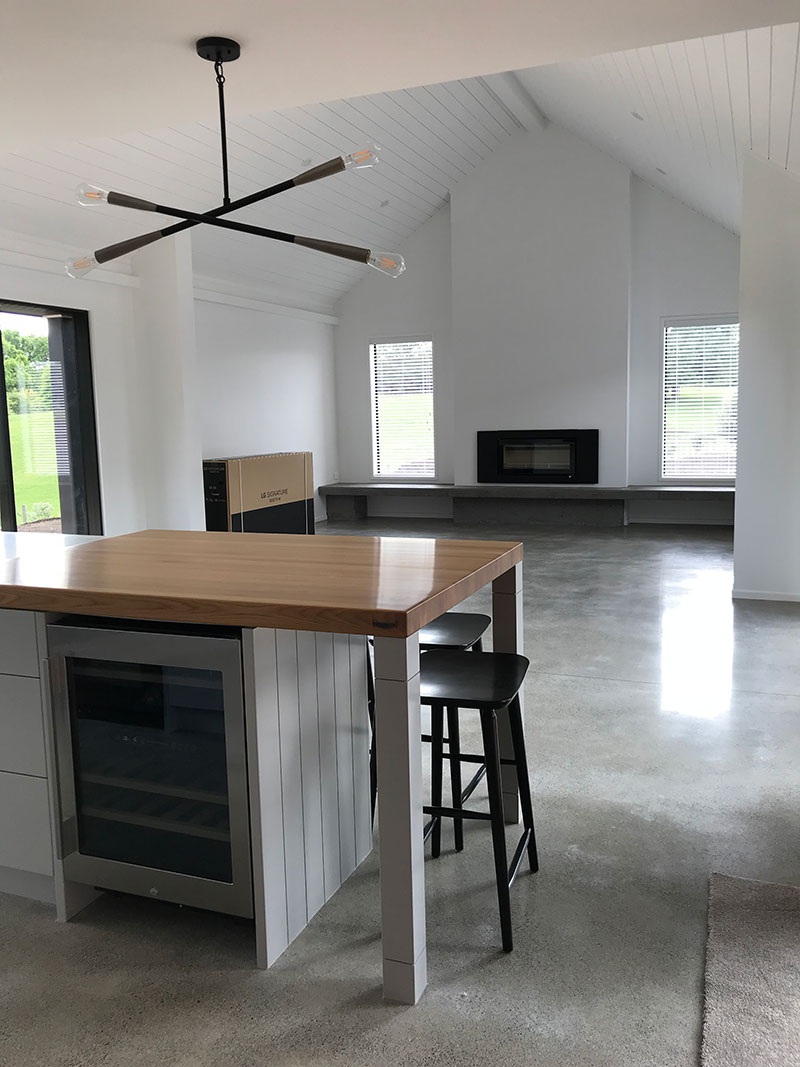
[65, 37, 405, 281]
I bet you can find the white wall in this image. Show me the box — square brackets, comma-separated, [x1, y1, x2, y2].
[0, 233, 146, 535]
[335, 127, 633, 487]
[133, 234, 205, 531]
[733, 155, 800, 600]
[628, 177, 740, 485]
[195, 298, 338, 515]
[334, 205, 453, 483]
[451, 126, 631, 485]
[0, 230, 340, 533]
[334, 128, 741, 506]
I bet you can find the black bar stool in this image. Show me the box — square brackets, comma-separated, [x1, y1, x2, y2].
[367, 611, 491, 824]
[420, 649, 538, 952]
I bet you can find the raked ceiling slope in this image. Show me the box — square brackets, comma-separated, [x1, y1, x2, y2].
[0, 73, 535, 312]
[0, 20, 797, 313]
[2, 0, 797, 147]
[520, 22, 800, 235]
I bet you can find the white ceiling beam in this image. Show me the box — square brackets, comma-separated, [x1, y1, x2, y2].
[479, 72, 550, 132]
[193, 277, 338, 324]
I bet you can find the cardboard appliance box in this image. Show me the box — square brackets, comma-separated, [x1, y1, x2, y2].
[203, 452, 314, 534]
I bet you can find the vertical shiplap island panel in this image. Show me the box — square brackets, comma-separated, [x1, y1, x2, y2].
[244, 627, 372, 969]
[333, 635, 357, 878]
[296, 629, 325, 921]
[275, 630, 308, 942]
[315, 633, 342, 901]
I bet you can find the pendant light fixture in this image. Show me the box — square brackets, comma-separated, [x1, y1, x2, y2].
[65, 37, 406, 281]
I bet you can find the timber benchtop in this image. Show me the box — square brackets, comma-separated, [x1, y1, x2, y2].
[0, 529, 522, 638]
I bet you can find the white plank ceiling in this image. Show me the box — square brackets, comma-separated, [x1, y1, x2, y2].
[0, 21, 795, 311]
[518, 22, 800, 234]
[0, 76, 525, 313]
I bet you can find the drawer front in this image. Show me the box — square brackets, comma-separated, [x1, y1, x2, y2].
[0, 771, 53, 875]
[0, 674, 46, 777]
[0, 609, 39, 677]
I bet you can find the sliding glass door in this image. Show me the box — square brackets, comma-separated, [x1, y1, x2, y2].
[0, 302, 102, 534]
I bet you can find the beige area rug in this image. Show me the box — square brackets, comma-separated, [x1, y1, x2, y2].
[702, 873, 800, 1067]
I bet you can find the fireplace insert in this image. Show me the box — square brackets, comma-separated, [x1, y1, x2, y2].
[477, 429, 599, 484]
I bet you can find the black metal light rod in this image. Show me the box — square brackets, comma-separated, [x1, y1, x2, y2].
[91, 156, 348, 267]
[215, 60, 231, 206]
[95, 193, 370, 266]
[196, 37, 241, 205]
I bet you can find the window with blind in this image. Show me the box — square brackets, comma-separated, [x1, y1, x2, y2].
[661, 319, 739, 480]
[371, 339, 435, 478]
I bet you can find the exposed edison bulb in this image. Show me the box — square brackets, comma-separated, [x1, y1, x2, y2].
[367, 251, 406, 278]
[76, 183, 109, 206]
[343, 143, 381, 169]
[65, 253, 98, 279]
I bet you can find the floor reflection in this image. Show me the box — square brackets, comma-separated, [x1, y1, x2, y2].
[660, 570, 733, 720]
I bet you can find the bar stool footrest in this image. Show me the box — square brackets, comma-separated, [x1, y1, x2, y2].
[423, 805, 492, 822]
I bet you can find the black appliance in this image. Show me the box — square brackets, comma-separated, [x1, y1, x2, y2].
[477, 429, 599, 484]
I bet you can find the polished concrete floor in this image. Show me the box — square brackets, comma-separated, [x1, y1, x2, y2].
[3, 521, 800, 1066]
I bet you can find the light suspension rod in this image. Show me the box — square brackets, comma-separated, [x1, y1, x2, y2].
[215, 59, 230, 205]
[196, 37, 241, 205]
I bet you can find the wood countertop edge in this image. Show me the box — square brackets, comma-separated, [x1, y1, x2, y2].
[0, 586, 405, 637]
[0, 543, 522, 638]
[404, 542, 522, 636]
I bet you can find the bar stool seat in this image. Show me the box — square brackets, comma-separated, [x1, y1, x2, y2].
[420, 649, 538, 952]
[420, 649, 528, 706]
[419, 611, 491, 651]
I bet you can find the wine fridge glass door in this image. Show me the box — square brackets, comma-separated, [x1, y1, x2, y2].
[48, 625, 252, 917]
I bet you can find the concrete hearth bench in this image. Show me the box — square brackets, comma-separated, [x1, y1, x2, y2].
[319, 483, 735, 526]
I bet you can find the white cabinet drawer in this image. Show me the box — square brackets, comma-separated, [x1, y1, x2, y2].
[0, 771, 53, 875]
[0, 609, 39, 677]
[0, 674, 46, 777]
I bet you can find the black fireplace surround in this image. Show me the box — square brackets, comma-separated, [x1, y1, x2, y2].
[477, 429, 599, 484]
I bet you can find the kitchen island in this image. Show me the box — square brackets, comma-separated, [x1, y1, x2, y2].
[0, 528, 523, 1004]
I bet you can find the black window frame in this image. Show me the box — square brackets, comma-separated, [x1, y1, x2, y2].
[0, 298, 103, 535]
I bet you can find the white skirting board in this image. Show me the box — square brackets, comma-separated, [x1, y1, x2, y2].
[243, 629, 372, 968]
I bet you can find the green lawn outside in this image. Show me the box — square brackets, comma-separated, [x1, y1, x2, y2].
[664, 385, 736, 432]
[7, 410, 61, 525]
[375, 393, 435, 476]
[663, 384, 737, 476]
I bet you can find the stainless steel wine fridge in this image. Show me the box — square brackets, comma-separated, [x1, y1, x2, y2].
[47, 618, 252, 917]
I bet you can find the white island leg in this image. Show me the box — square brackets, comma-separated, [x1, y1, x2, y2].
[373, 632, 427, 1004]
[492, 562, 524, 823]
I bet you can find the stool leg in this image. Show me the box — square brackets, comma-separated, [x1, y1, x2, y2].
[473, 637, 484, 652]
[508, 695, 538, 872]
[430, 703, 445, 859]
[367, 648, 377, 827]
[480, 708, 513, 952]
[446, 705, 464, 852]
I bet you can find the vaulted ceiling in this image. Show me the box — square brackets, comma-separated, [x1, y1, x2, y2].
[0, 15, 796, 313]
[0, 73, 533, 312]
[519, 22, 800, 235]
[3, 0, 796, 147]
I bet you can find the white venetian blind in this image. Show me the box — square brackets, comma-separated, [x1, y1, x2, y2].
[371, 339, 435, 478]
[662, 321, 739, 479]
